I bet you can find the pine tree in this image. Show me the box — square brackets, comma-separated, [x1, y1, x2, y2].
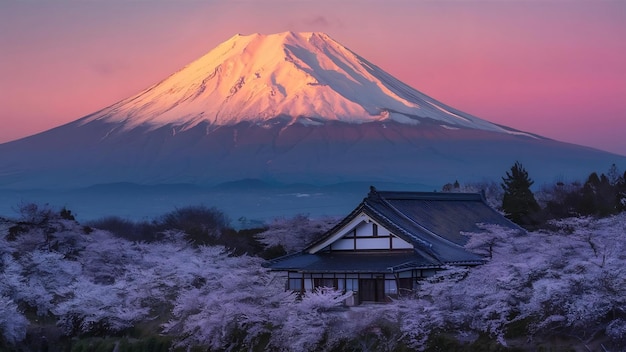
[607, 163, 621, 185]
[501, 161, 540, 225]
[619, 171, 626, 212]
[581, 172, 618, 216]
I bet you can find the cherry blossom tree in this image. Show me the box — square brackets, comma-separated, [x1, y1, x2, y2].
[256, 214, 338, 253]
[162, 247, 291, 350]
[2, 203, 626, 350]
[0, 295, 28, 345]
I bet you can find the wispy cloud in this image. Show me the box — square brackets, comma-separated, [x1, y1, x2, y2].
[91, 61, 129, 76]
[304, 15, 330, 27]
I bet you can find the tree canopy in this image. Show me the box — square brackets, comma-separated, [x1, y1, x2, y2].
[501, 161, 540, 226]
[3, 205, 626, 350]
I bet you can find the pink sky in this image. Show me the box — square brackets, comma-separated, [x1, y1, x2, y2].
[1, 1, 625, 155]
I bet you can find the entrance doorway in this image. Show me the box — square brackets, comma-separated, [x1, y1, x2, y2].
[359, 278, 385, 302]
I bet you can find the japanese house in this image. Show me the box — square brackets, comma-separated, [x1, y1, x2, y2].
[267, 186, 522, 305]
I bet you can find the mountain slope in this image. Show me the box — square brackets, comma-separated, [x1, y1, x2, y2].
[0, 31, 623, 193]
[0, 118, 621, 190]
[77, 32, 532, 136]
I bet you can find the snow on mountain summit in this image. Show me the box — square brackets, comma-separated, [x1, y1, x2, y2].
[2, 32, 623, 193]
[80, 31, 525, 135]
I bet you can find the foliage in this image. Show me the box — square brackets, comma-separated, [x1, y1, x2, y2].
[158, 205, 230, 245]
[162, 247, 289, 350]
[216, 227, 266, 256]
[441, 180, 503, 209]
[0, 295, 28, 345]
[444, 163, 626, 227]
[70, 336, 173, 352]
[88, 205, 268, 255]
[256, 214, 339, 253]
[3, 202, 626, 350]
[538, 164, 626, 222]
[441, 218, 626, 349]
[86, 216, 157, 242]
[501, 161, 540, 226]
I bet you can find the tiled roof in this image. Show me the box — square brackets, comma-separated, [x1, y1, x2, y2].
[267, 251, 442, 273]
[268, 187, 522, 272]
[368, 190, 519, 245]
[356, 188, 522, 264]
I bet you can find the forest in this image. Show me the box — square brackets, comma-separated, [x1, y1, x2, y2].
[1, 163, 626, 351]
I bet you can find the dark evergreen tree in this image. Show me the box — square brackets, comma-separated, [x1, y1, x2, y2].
[607, 163, 621, 185]
[619, 171, 626, 212]
[501, 161, 540, 226]
[581, 172, 617, 216]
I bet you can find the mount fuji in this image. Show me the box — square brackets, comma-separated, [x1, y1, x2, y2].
[0, 32, 624, 219]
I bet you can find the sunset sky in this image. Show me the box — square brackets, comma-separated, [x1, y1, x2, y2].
[1, 1, 625, 155]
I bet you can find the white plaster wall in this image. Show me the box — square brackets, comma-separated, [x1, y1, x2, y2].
[355, 221, 372, 237]
[331, 239, 354, 250]
[378, 226, 392, 236]
[356, 237, 390, 249]
[392, 237, 413, 249]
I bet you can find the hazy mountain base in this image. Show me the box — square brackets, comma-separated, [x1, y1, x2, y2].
[0, 181, 432, 224]
[3, 120, 623, 191]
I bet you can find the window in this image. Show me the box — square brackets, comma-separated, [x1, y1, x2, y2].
[384, 280, 397, 295]
[288, 278, 303, 292]
[313, 278, 337, 290]
[345, 278, 359, 292]
[373, 223, 378, 237]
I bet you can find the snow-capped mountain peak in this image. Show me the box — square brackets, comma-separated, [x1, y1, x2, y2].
[2, 32, 623, 195]
[79, 31, 526, 135]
